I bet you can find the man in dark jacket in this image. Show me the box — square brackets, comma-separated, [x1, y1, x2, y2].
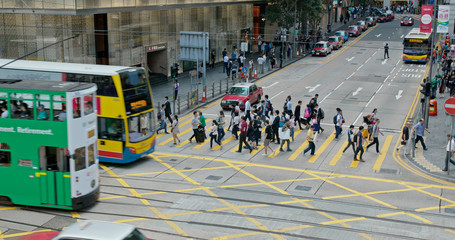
[294, 100, 303, 130]
[164, 96, 173, 124]
[272, 110, 280, 144]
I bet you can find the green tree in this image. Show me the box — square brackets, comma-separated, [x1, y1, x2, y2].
[264, 0, 297, 30]
[301, 0, 323, 33]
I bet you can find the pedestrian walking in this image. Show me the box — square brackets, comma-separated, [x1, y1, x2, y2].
[285, 96, 292, 115]
[354, 126, 365, 162]
[262, 120, 274, 156]
[290, 114, 297, 142]
[156, 104, 169, 134]
[334, 108, 345, 139]
[303, 104, 312, 128]
[413, 118, 430, 150]
[231, 111, 240, 140]
[247, 120, 257, 149]
[231, 61, 238, 81]
[384, 43, 389, 59]
[342, 125, 356, 154]
[223, 54, 229, 73]
[272, 110, 280, 144]
[279, 120, 292, 152]
[188, 111, 200, 143]
[257, 55, 264, 74]
[174, 79, 179, 100]
[314, 104, 325, 133]
[294, 100, 303, 130]
[209, 120, 222, 149]
[245, 97, 252, 121]
[164, 96, 173, 124]
[397, 122, 411, 152]
[443, 134, 455, 171]
[265, 95, 272, 118]
[366, 119, 384, 153]
[216, 111, 226, 143]
[211, 49, 216, 68]
[236, 116, 253, 153]
[171, 115, 181, 144]
[303, 125, 316, 156]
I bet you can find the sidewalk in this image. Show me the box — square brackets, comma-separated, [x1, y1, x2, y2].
[150, 17, 362, 116]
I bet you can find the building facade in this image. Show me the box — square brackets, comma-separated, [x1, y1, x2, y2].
[0, 0, 260, 78]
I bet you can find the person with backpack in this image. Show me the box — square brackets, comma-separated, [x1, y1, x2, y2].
[303, 125, 316, 156]
[226, 60, 232, 78]
[334, 108, 344, 139]
[216, 111, 226, 143]
[272, 110, 280, 144]
[366, 119, 384, 153]
[264, 95, 272, 118]
[303, 104, 312, 128]
[343, 125, 356, 154]
[314, 104, 324, 133]
[156, 104, 169, 134]
[262, 120, 274, 156]
[354, 126, 365, 162]
[294, 100, 303, 130]
[231, 61, 238, 80]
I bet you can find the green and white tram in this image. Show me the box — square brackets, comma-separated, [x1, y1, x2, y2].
[0, 79, 99, 210]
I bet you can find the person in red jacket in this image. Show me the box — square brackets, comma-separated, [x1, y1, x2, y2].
[236, 116, 253, 153]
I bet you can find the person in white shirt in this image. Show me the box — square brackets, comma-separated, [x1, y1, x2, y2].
[257, 56, 264, 74]
[0, 106, 8, 118]
[223, 55, 229, 73]
[245, 98, 252, 121]
[443, 134, 455, 171]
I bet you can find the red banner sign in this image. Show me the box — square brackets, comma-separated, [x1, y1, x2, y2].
[420, 5, 433, 33]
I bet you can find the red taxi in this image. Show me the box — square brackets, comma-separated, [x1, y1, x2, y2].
[347, 25, 361, 37]
[220, 83, 263, 110]
[328, 36, 343, 50]
[356, 21, 367, 32]
[312, 41, 332, 56]
[365, 17, 376, 27]
[401, 16, 414, 26]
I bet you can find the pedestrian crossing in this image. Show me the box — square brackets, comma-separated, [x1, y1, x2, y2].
[155, 119, 396, 170]
[395, 14, 420, 21]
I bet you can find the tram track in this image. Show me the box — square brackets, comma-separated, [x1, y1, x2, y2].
[96, 180, 455, 239]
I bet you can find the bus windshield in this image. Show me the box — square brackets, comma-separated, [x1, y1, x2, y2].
[127, 111, 153, 143]
[403, 40, 428, 55]
[120, 69, 152, 114]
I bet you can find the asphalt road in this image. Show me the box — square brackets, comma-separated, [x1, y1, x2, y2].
[2, 15, 455, 240]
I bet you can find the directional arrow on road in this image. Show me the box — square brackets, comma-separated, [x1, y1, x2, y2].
[305, 84, 321, 93]
[346, 57, 355, 62]
[382, 59, 388, 65]
[395, 90, 403, 100]
[353, 87, 363, 96]
[375, 34, 382, 37]
[263, 82, 279, 89]
[400, 34, 404, 38]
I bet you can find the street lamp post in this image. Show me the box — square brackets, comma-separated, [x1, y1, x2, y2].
[424, 0, 438, 128]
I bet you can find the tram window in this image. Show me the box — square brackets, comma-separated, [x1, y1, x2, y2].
[10, 93, 33, 100]
[13, 101, 33, 119]
[36, 94, 50, 100]
[74, 146, 86, 171]
[0, 92, 6, 98]
[88, 144, 95, 166]
[0, 143, 11, 166]
[72, 97, 81, 119]
[83, 94, 94, 116]
[37, 102, 50, 121]
[53, 102, 67, 122]
[98, 117, 125, 141]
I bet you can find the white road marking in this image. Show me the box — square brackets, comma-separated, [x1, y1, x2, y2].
[305, 84, 321, 92]
[391, 66, 396, 73]
[357, 64, 364, 71]
[334, 82, 344, 90]
[375, 34, 382, 37]
[388, 83, 398, 87]
[396, 59, 400, 65]
[270, 90, 284, 100]
[365, 95, 376, 108]
[400, 34, 404, 38]
[353, 87, 363, 96]
[365, 57, 371, 63]
[382, 59, 388, 65]
[375, 84, 384, 94]
[347, 72, 355, 79]
[353, 112, 363, 125]
[320, 92, 332, 103]
[372, 51, 378, 56]
[263, 82, 279, 89]
[346, 57, 355, 62]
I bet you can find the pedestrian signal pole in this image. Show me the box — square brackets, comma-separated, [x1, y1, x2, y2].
[425, 0, 438, 128]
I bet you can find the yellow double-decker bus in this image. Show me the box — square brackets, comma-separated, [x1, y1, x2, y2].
[403, 28, 432, 63]
[0, 59, 156, 164]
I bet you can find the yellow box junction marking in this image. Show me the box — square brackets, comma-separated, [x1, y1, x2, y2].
[372, 135, 393, 170]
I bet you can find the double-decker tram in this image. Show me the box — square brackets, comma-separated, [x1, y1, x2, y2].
[0, 59, 156, 163]
[0, 79, 98, 209]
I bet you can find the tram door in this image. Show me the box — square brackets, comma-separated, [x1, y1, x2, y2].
[38, 147, 71, 206]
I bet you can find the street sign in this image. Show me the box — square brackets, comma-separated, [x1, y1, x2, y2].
[179, 31, 209, 61]
[444, 98, 455, 115]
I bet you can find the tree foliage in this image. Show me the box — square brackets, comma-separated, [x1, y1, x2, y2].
[264, 0, 323, 32]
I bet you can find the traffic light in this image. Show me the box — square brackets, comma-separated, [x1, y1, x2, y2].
[420, 82, 431, 96]
[171, 63, 179, 78]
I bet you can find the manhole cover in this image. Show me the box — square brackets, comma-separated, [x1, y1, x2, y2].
[360, 48, 367, 50]
[349, 98, 358, 100]
[184, 167, 192, 170]
[170, 159, 177, 162]
[295, 185, 312, 191]
[206, 175, 222, 180]
[351, 63, 358, 65]
[379, 168, 398, 174]
[357, 52, 363, 54]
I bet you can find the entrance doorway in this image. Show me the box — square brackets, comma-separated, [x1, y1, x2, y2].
[146, 44, 168, 86]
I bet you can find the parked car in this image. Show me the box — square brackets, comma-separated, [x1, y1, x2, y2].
[334, 30, 349, 43]
[19, 220, 155, 240]
[356, 21, 368, 31]
[347, 25, 361, 37]
[328, 36, 343, 50]
[377, 14, 388, 23]
[221, 83, 263, 110]
[401, 16, 414, 26]
[365, 16, 376, 26]
[312, 41, 332, 56]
